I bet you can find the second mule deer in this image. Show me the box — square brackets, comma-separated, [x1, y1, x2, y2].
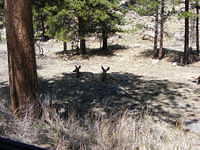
[73, 65, 81, 78]
[101, 66, 110, 81]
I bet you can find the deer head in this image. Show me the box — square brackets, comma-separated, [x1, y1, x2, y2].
[73, 65, 81, 78]
[101, 66, 110, 81]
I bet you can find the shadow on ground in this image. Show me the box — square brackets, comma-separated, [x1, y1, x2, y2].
[55, 44, 128, 59]
[139, 48, 199, 63]
[38, 71, 194, 125]
[0, 81, 10, 110]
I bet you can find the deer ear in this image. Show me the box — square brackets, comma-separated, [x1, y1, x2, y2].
[106, 67, 110, 71]
[101, 66, 105, 71]
[78, 65, 81, 69]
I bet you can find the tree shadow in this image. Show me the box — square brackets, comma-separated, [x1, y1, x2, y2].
[0, 72, 198, 126]
[38, 71, 194, 125]
[0, 81, 10, 109]
[139, 48, 184, 58]
[140, 48, 200, 63]
[87, 44, 128, 57]
[55, 44, 128, 59]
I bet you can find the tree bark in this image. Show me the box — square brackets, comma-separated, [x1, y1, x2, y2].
[153, 0, 159, 58]
[159, 0, 165, 59]
[78, 17, 86, 55]
[183, 0, 190, 64]
[5, 0, 41, 118]
[41, 15, 45, 38]
[80, 39, 86, 54]
[102, 30, 108, 50]
[63, 41, 67, 51]
[196, 0, 199, 56]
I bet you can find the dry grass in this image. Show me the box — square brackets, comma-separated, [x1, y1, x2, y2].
[1, 100, 199, 150]
[44, 105, 200, 150]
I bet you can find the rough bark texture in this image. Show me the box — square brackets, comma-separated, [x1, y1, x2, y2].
[196, 1, 199, 56]
[183, 0, 190, 64]
[153, 0, 159, 58]
[158, 0, 165, 59]
[5, 0, 41, 118]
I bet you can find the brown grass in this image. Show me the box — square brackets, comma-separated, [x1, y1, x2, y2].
[1, 101, 199, 150]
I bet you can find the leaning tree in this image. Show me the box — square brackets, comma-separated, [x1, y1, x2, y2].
[5, 0, 41, 118]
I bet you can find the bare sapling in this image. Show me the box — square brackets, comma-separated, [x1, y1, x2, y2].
[101, 66, 110, 81]
[73, 65, 81, 78]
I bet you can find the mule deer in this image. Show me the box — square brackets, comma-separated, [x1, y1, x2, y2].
[73, 65, 81, 78]
[101, 66, 110, 81]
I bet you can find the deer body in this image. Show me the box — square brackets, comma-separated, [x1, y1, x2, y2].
[101, 66, 110, 81]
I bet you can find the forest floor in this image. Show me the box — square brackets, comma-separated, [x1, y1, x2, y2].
[0, 31, 200, 149]
[38, 32, 200, 130]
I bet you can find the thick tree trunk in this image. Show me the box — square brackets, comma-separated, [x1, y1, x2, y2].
[78, 17, 86, 55]
[159, 0, 165, 59]
[102, 30, 108, 50]
[196, 1, 199, 56]
[183, 0, 190, 64]
[153, 0, 159, 58]
[5, 0, 41, 118]
[63, 41, 67, 51]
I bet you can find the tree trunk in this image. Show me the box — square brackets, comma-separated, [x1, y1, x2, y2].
[159, 0, 165, 59]
[5, 0, 41, 118]
[153, 0, 159, 58]
[80, 39, 86, 54]
[102, 30, 108, 50]
[41, 15, 45, 39]
[196, 0, 199, 56]
[183, 0, 190, 64]
[78, 17, 86, 55]
[63, 41, 67, 51]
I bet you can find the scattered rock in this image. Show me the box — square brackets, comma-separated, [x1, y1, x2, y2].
[152, 59, 159, 64]
[144, 23, 154, 31]
[172, 62, 177, 66]
[142, 31, 154, 41]
[174, 31, 184, 41]
[184, 119, 200, 134]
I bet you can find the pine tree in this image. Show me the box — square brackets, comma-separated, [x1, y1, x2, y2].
[33, 0, 51, 40]
[42, 0, 124, 54]
[183, 0, 190, 64]
[91, 0, 124, 50]
[153, 0, 159, 58]
[159, 0, 165, 59]
[5, 0, 41, 118]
